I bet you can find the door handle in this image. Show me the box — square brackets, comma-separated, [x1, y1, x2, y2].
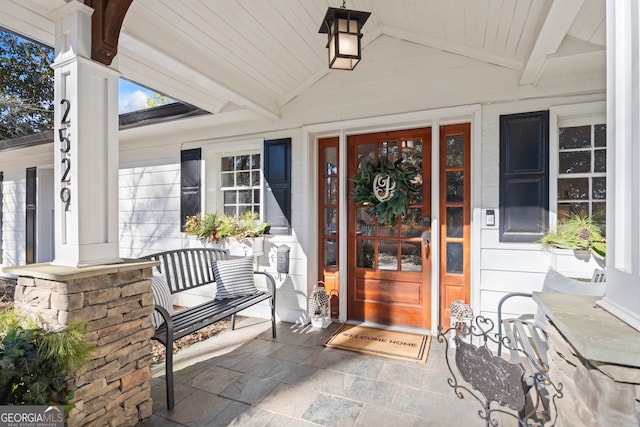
[422, 230, 431, 258]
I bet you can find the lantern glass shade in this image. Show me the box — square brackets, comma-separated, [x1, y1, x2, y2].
[319, 7, 371, 70]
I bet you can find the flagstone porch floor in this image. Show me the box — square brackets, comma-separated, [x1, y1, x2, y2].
[141, 318, 516, 426]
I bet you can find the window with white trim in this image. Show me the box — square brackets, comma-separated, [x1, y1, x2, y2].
[220, 153, 261, 217]
[557, 122, 606, 228]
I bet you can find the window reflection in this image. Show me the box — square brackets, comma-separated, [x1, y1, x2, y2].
[378, 240, 398, 271]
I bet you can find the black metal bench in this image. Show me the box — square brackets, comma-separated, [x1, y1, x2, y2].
[144, 248, 276, 410]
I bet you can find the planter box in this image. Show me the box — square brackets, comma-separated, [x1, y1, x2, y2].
[225, 236, 265, 257]
[549, 249, 604, 279]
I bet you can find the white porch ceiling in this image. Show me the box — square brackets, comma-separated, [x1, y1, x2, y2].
[1, 0, 606, 121]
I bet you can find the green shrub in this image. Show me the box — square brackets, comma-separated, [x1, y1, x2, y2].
[0, 309, 93, 408]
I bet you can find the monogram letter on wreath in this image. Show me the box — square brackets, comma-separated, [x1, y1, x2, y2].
[352, 157, 420, 224]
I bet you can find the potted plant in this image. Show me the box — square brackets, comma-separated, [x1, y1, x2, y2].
[184, 212, 220, 245]
[539, 214, 606, 275]
[216, 212, 269, 256]
[0, 309, 93, 411]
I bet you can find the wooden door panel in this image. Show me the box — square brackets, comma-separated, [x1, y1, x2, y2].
[355, 277, 423, 305]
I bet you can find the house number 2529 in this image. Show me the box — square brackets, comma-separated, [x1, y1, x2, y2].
[59, 99, 71, 211]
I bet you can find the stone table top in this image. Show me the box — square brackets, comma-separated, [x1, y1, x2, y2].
[533, 292, 640, 368]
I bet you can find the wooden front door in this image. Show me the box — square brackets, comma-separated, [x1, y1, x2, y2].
[347, 128, 432, 329]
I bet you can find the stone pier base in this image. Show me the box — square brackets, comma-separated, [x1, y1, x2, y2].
[546, 324, 640, 426]
[6, 261, 158, 427]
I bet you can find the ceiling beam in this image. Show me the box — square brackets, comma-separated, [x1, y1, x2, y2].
[380, 25, 522, 71]
[519, 0, 585, 86]
[118, 32, 280, 121]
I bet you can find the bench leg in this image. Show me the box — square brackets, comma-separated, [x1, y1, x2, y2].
[271, 296, 276, 338]
[231, 314, 236, 330]
[165, 341, 175, 410]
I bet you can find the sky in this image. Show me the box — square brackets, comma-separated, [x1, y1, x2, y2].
[118, 79, 157, 114]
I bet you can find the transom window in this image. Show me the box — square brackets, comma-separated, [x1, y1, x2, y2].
[220, 153, 261, 217]
[557, 123, 606, 226]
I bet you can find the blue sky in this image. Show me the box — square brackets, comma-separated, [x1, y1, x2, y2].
[118, 78, 156, 114]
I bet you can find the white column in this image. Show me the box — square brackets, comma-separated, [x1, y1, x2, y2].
[50, 2, 121, 267]
[598, 0, 640, 330]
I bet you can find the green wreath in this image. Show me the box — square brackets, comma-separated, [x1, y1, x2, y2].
[351, 156, 420, 224]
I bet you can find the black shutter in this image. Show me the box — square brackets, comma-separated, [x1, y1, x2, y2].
[264, 138, 291, 235]
[499, 111, 549, 242]
[26, 167, 36, 264]
[180, 149, 201, 230]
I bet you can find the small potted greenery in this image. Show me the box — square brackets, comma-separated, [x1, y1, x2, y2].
[539, 213, 606, 261]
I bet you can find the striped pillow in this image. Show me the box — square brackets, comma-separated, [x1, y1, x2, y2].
[150, 273, 173, 329]
[212, 257, 258, 299]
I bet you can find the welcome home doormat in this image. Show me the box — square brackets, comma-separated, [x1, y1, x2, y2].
[323, 324, 431, 363]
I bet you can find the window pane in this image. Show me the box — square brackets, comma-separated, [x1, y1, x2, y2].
[237, 171, 250, 186]
[324, 239, 337, 266]
[221, 172, 234, 187]
[380, 141, 398, 163]
[592, 177, 606, 200]
[324, 208, 337, 234]
[356, 208, 375, 236]
[221, 156, 234, 171]
[594, 124, 606, 147]
[238, 190, 252, 203]
[325, 177, 337, 204]
[251, 171, 260, 186]
[378, 240, 398, 271]
[446, 135, 465, 167]
[446, 207, 463, 238]
[558, 178, 589, 200]
[223, 191, 236, 204]
[239, 205, 252, 215]
[446, 171, 464, 202]
[251, 154, 260, 168]
[559, 125, 591, 149]
[559, 151, 591, 174]
[357, 240, 374, 268]
[558, 202, 588, 219]
[237, 155, 250, 170]
[594, 149, 606, 173]
[357, 144, 376, 169]
[592, 202, 606, 229]
[401, 208, 422, 238]
[325, 147, 338, 174]
[401, 241, 421, 272]
[446, 242, 463, 274]
[224, 206, 236, 216]
[378, 221, 397, 237]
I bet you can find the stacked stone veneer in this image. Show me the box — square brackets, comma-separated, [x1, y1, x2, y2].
[12, 262, 157, 427]
[546, 324, 640, 426]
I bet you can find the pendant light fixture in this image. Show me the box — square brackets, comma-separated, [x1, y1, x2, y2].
[318, 0, 371, 70]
